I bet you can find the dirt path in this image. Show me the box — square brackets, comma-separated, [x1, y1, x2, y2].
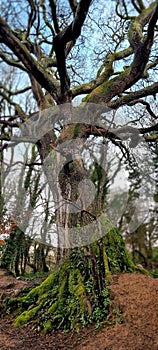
[0, 269, 28, 297]
[0, 271, 158, 350]
[75, 273, 158, 350]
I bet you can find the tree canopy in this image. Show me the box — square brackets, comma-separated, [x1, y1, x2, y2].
[0, 0, 158, 251]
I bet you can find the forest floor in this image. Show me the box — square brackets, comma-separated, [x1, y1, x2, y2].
[0, 268, 158, 350]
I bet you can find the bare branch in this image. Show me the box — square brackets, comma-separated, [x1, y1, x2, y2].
[85, 3, 158, 104]
[0, 16, 59, 102]
[29, 73, 45, 109]
[26, 0, 37, 39]
[0, 52, 27, 71]
[0, 119, 19, 127]
[72, 47, 133, 98]
[53, 0, 93, 102]
[128, 100, 157, 120]
[144, 134, 158, 142]
[68, 0, 78, 16]
[139, 124, 158, 134]
[49, 0, 60, 34]
[144, 3, 158, 47]
[131, 0, 142, 13]
[116, 0, 133, 20]
[40, 0, 55, 37]
[137, 0, 145, 11]
[108, 82, 158, 109]
[0, 85, 31, 96]
[0, 91, 27, 120]
[0, 143, 9, 152]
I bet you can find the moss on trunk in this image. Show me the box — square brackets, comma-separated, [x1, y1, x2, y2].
[7, 226, 136, 333]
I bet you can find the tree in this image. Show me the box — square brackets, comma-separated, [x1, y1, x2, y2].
[0, 144, 52, 275]
[0, 0, 158, 331]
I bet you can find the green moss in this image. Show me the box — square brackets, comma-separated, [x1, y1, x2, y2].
[82, 83, 106, 103]
[134, 265, 149, 275]
[58, 276, 68, 307]
[14, 304, 41, 327]
[103, 247, 111, 281]
[68, 269, 78, 294]
[42, 320, 53, 335]
[73, 123, 83, 139]
[99, 213, 134, 273]
[69, 269, 88, 312]
[42, 320, 53, 334]
[37, 291, 50, 304]
[83, 66, 131, 104]
[48, 301, 58, 314]
[16, 269, 60, 311]
[128, 21, 143, 48]
[9, 220, 136, 332]
[104, 228, 135, 273]
[92, 241, 99, 256]
[7, 297, 20, 308]
[20, 286, 39, 307]
[127, 2, 157, 50]
[57, 123, 85, 144]
[38, 270, 59, 294]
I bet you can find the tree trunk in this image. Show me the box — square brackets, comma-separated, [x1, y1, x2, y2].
[10, 155, 136, 331]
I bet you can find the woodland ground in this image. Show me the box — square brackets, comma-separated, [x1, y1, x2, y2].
[0, 268, 158, 350]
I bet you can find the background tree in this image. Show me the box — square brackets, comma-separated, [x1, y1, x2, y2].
[0, 0, 158, 331]
[0, 143, 54, 275]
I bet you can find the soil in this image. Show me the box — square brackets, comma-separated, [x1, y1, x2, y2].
[0, 269, 158, 350]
